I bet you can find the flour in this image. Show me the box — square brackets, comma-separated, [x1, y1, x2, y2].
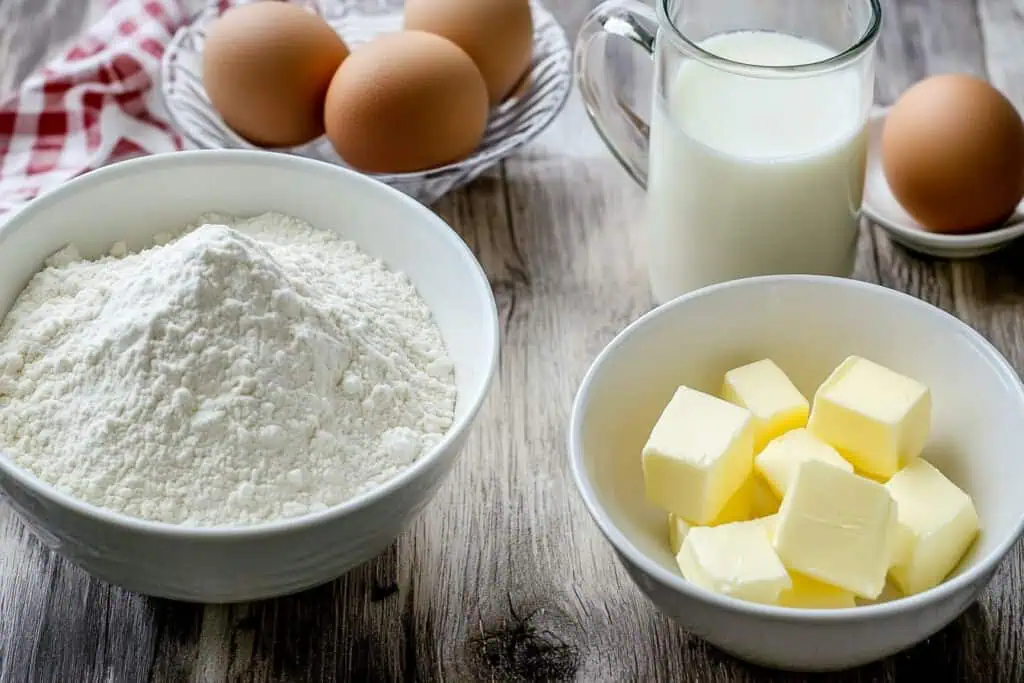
[0, 212, 456, 527]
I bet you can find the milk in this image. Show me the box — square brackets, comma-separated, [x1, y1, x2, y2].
[646, 31, 869, 303]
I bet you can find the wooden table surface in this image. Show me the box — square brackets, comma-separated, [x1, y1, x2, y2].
[2, 0, 1024, 681]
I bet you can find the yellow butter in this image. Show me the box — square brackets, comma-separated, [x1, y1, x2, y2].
[746, 515, 856, 608]
[712, 475, 755, 524]
[889, 516, 915, 569]
[750, 474, 781, 517]
[885, 458, 980, 596]
[773, 460, 894, 600]
[721, 359, 809, 452]
[755, 428, 853, 498]
[753, 513, 779, 536]
[778, 573, 857, 609]
[676, 518, 792, 605]
[855, 581, 905, 606]
[666, 478, 768, 553]
[707, 474, 782, 523]
[807, 356, 931, 479]
[642, 386, 754, 524]
[668, 513, 692, 555]
[713, 473, 781, 524]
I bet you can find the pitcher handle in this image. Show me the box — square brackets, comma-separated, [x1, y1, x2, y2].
[574, 0, 659, 189]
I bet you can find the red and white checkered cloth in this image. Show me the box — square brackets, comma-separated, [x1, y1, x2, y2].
[0, 0, 193, 219]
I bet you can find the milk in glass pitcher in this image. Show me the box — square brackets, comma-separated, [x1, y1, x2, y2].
[576, 0, 882, 303]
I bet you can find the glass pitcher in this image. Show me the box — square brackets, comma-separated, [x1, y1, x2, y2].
[576, 0, 882, 304]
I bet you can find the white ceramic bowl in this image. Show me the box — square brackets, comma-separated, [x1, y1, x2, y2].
[0, 150, 499, 603]
[568, 275, 1024, 672]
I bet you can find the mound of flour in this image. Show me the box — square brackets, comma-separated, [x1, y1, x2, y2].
[0, 212, 456, 527]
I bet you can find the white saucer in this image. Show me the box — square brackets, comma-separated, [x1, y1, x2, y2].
[863, 107, 1024, 259]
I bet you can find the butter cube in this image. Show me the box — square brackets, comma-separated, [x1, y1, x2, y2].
[668, 514, 692, 554]
[750, 474, 781, 517]
[890, 517, 915, 569]
[722, 359, 810, 451]
[778, 573, 857, 609]
[773, 460, 894, 599]
[807, 356, 931, 479]
[642, 386, 754, 524]
[715, 473, 786, 523]
[667, 476, 763, 553]
[712, 475, 755, 524]
[676, 519, 792, 604]
[755, 428, 853, 498]
[715, 474, 785, 521]
[863, 582, 905, 604]
[885, 459, 980, 595]
[750, 513, 779, 539]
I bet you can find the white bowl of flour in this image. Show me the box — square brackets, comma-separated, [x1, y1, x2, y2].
[0, 150, 499, 602]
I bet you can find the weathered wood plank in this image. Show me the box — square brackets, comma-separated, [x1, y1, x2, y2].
[200, 549, 407, 682]
[0, 507, 170, 683]
[0, 0, 1022, 681]
[946, 5, 1024, 683]
[0, 0, 89, 96]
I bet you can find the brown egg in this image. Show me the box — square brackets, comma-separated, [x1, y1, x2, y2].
[203, 2, 349, 148]
[881, 73, 1024, 234]
[323, 31, 489, 174]
[404, 0, 533, 104]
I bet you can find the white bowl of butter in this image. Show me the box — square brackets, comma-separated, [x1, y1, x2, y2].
[568, 275, 1024, 673]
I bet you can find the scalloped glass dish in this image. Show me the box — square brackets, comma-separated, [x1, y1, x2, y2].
[160, 0, 572, 204]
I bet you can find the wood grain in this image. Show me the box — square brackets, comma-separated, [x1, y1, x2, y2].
[0, 0, 1023, 681]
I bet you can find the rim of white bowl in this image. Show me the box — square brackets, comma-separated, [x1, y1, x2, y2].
[0, 149, 501, 539]
[568, 274, 1024, 622]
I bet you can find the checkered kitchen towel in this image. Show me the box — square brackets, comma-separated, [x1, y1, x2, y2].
[0, 0, 191, 219]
